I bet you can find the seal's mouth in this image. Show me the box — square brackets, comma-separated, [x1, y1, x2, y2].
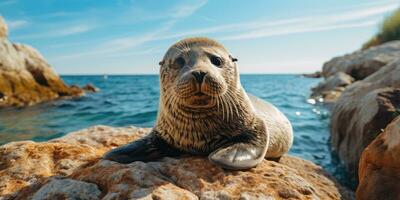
[194, 91, 206, 97]
[183, 92, 214, 108]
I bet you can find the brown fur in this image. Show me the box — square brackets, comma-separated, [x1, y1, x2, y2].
[104, 37, 293, 169]
[155, 37, 263, 154]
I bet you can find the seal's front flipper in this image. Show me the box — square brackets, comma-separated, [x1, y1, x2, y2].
[208, 142, 268, 170]
[208, 117, 269, 170]
[103, 132, 181, 164]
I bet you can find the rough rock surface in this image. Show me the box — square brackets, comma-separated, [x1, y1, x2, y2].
[0, 16, 7, 39]
[322, 41, 400, 80]
[0, 125, 354, 200]
[330, 60, 400, 180]
[0, 16, 84, 108]
[311, 72, 354, 103]
[357, 117, 400, 200]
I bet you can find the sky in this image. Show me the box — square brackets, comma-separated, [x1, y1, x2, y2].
[1, 0, 399, 75]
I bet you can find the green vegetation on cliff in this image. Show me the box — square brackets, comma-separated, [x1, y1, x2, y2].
[363, 9, 400, 49]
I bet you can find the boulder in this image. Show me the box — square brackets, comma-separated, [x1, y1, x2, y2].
[322, 41, 400, 80]
[0, 16, 7, 39]
[0, 16, 84, 108]
[82, 84, 100, 92]
[330, 59, 400, 180]
[311, 72, 354, 103]
[356, 117, 400, 200]
[303, 71, 322, 78]
[0, 125, 354, 200]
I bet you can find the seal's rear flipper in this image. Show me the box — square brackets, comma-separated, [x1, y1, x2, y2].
[103, 132, 181, 164]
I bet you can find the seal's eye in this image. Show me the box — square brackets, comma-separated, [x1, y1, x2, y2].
[210, 56, 222, 67]
[172, 57, 185, 69]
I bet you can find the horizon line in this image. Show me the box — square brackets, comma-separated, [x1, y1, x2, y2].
[59, 72, 315, 76]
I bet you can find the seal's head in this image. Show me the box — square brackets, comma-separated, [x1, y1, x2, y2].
[159, 37, 238, 110]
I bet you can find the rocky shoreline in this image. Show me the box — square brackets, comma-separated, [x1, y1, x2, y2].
[310, 40, 400, 199]
[0, 17, 93, 108]
[1, 16, 356, 199]
[1, 12, 398, 199]
[0, 126, 354, 200]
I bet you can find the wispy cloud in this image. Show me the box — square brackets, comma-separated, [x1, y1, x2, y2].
[14, 24, 95, 39]
[324, 3, 398, 22]
[51, 25, 94, 37]
[51, 0, 398, 62]
[157, 18, 310, 41]
[0, 0, 16, 6]
[52, 21, 174, 61]
[7, 19, 29, 30]
[52, 0, 208, 61]
[170, 0, 208, 19]
[172, 1, 399, 41]
[222, 20, 379, 40]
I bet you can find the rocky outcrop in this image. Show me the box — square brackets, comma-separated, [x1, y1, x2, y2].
[0, 16, 84, 108]
[322, 41, 400, 80]
[0, 125, 354, 200]
[302, 71, 322, 78]
[310, 72, 354, 103]
[330, 60, 400, 180]
[357, 117, 400, 200]
[82, 84, 100, 92]
[310, 38, 400, 195]
[0, 16, 7, 39]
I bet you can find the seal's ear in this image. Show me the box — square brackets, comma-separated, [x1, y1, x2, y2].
[159, 60, 164, 66]
[229, 55, 238, 62]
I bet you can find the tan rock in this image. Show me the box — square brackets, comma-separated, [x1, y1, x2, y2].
[82, 84, 100, 92]
[0, 125, 354, 200]
[311, 72, 354, 103]
[0, 18, 84, 108]
[330, 59, 400, 180]
[0, 126, 148, 198]
[31, 178, 102, 200]
[356, 117, 400, 200]
[0, 16, 7, 39]
[322, 41, 400, 80]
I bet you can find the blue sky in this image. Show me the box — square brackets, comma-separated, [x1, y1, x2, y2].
[1, 0, 399, 74]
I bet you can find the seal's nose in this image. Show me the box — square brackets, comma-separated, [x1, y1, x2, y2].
[191, 71, 207, 84]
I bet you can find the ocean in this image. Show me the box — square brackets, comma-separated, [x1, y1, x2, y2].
[0, 74, 351, 187]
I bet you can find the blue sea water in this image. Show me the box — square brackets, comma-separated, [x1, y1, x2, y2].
[0, 75, 351, 187]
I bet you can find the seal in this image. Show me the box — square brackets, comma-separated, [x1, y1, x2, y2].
[103, 37, 293, 170]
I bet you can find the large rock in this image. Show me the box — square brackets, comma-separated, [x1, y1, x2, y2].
[330, 59, 400, 180]
[303, 71, 322, 78]
[0, 125, 354, 200]
[322, 41, 400, 80]
[356, 117, 400, 200]
[0, 16, 7, 39]
[310, 72, 354, 103]
[0, 16, 84, 108]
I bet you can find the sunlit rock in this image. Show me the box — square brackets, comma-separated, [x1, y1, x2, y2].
[0, 16, 85, 108]
[311, 72, 354, 103]
[0, 125, 354, 200]
[357, 117, 400, 200]
[330, 59, 400, 181]
[322, 41, 400, 80]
